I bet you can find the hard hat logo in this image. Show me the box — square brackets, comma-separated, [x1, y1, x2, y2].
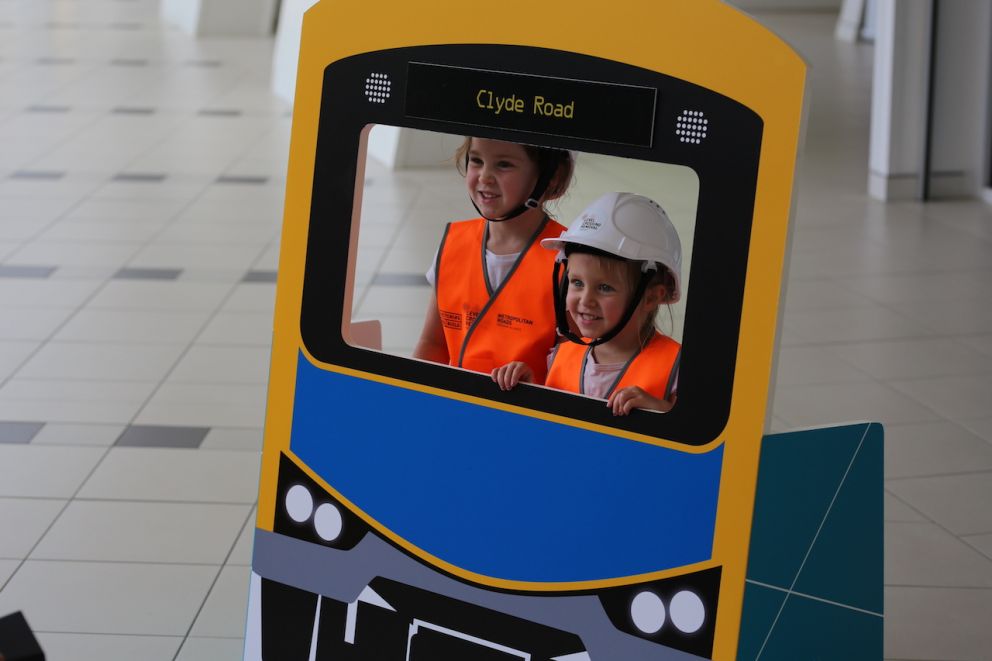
[579, 215, 602, 231]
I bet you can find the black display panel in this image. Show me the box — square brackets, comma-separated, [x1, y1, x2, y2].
[405, 62, 657, 146]
[300, 44, 763, 446]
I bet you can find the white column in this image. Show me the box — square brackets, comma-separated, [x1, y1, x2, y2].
[869, 0, 992, 200]
[272, 0, 320, 103]
[160, 0, 278, 37]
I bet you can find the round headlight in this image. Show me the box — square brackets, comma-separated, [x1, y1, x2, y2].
[670, 590, 705, 634]
[630, 591, 666, 634]
[314, 502, 344, 542]
[285, 485, 314, 523]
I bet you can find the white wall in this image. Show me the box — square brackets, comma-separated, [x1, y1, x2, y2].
[272, 0, 320, 103]
[161, 0, 278, 36]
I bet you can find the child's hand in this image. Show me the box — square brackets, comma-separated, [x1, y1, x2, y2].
[492, 362, 534, 391]
[607, 386, 673, 415]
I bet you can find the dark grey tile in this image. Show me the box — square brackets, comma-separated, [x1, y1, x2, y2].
[113, 267, 182, 281]
[185, 59, 223, 68]
[36, 56, 75, 64]
[110, 58, 148, 67]
[0, 265, 57, 278]
[42, 24, 78, 32]
[0, 422, 44, 444]
[372, 272, 430, 287]
[115, 425, 210, 449]
[108, 22, 143, 30]
[111, 107, 155, 115]
[112, 172, 166, 183]
[27, 105, 71, 113]
[242, 270, 277, 283]
[216, 175, 269, 185]
[10, 170, 65, 180]
[198, 109, 242, 117]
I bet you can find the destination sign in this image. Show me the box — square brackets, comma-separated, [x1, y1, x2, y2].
[405, 62, 657, 147]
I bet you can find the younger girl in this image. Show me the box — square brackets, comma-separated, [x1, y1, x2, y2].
[492, 192, 682, 415]
[413, 137, 574, 382]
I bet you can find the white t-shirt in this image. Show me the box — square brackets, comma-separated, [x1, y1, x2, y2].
[426, 249, 520, 291]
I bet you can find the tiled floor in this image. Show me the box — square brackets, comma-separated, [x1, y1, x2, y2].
[0, 2, 990, 660]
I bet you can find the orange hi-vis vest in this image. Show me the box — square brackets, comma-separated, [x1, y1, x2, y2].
[435, 216, 565, 382]
[545, 331, 682, 401]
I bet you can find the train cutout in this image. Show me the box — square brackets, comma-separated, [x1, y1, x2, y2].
[244, 1, 882, 659]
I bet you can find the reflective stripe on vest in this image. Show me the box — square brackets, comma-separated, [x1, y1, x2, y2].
[435, 217, 565, 381]
[545, 332, 682, 401]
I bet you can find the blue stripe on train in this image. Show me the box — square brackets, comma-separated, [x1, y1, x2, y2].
[290, 353, 722, 583]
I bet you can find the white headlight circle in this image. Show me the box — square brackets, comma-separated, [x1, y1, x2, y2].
[285, 485, 314, 523]
[630, 591, 666, 634]
[670, 590, 705, 633]
[314, 502, 344, 541]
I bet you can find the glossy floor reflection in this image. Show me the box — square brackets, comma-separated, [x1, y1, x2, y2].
[0, 2, 991, 660]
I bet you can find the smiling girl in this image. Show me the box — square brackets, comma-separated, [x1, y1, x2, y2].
[492, 192, 683, 415]
[413, 137, 574, 382]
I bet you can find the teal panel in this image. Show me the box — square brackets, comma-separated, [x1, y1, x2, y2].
[794, 423, 883, 614]
[748, 591, 882, 661]
[736, 582, 788, 661]
[746, 424, 868, 589]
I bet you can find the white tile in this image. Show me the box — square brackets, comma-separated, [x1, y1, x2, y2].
[885, 491, 925, 523]
[16, 342, 185, 381]
[190, 565, 250, 637]
[772, 345, 872, 387]
[831, 338, 992, 381]
[0, 559, 18, 586]
[0, 340, 37, 380]
[0, 279, 101, 307]
[6, 240, 139, 267]
[229, 511, 255, 566]
[888, 472, 992, 536]
[886, 522, 992, 587]
[0, 497, 66, 559]
[885, 421, 992, 479]
[221, 283, 276, 312]
[168, 346, 270, 384]
[201, 427, 264, 451]
[198, 311, 273, 346]
[963, 533, 992, 562]
[890, 375, 992, 421]
[0, 445, 104, 498]
[30, 422, 125, 447]
[128, 242, 263, 271]
[54, 308, 212, 344]
[32, 500, 250, 564]
[176, 637, 245, 661]
[34, 633, 181, 661]
[0, 560, 217, 635]
[135, 383, 268, 428]
[771, 381, 941, 429]
[781, 306, 935, 344]
[0, 307, 73, 340]
[960, 416, 992, 444]
[86, 280, 233, 311]
[885, 587, 992, 661]
[77, 447, 260, 503]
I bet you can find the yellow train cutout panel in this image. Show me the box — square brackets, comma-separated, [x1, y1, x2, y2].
[243, 1, 883, 659]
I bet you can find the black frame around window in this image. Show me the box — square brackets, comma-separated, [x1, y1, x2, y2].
[300, 45, 763, 446]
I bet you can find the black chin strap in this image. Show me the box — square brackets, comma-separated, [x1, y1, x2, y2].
[552, 258, 655, 347]
[467, 153, 558, 222]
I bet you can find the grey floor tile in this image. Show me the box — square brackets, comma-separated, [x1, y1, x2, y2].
[886, 522, 992, 588]
[53, 308, 211, 344]
[885, 421, 992, 479]
[168, 346, 270, 384]
[115, 424, 210, 448]
[113, 266, 182, 280]
[888, 472, 992, 536]
[0, 265, 56, 278]
[201, 427, 263, 451]
[0, 498, 66, 559]
[0, 421, 44, 444]
[885, 587, 992, 660]
[34, 633, 181, 661]
[0, 560, 217, 635]
[32, 500, 250, 564]
[190, 565, 251, 637]
[963, 533, 992, 561]
[176, 637, 244, 661]
[0, 559, 18, 586]
[371, 272, 430, 287]
[228, 510, 256, 566]
[0, 445, 104, 498]
[832, 338, 992, 381]
[885, 491, 926, 523]
[960, 416, 992, 444]
[16, 342, 186, 382]
[241, 269, 277, 283]
[772, 381, 942, 429]
[77, 447, 260, 503]
[890, 375, 992, 422]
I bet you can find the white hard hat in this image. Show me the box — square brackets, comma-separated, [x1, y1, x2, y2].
[542, 192, 683, 302]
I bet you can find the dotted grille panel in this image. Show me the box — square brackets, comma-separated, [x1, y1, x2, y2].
[676, 110, 708, 144]
[365, 72, 391, 104]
